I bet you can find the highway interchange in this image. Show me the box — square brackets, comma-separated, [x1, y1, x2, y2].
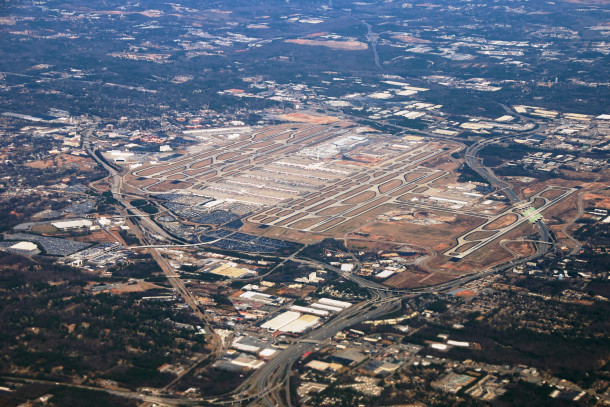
[76, 110, 567, 406]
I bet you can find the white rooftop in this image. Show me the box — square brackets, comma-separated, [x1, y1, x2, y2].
[10, 241, 38, 251]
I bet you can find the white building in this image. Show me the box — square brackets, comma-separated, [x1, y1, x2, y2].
[52, 219, 93, 230]
[261, 311, 301, 331]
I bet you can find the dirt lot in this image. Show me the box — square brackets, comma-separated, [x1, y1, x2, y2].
[75, 229, 120, 244]
[540, 188, 567, 200]
[583, 192, 610, 210]
[357, 213, 482, 248]
[391, 34, 432, 43]
[279, 112, 339, 124]
[25, 154, 97, 171]
[109, 280, 167, 294]
[503, 240, 536, 258]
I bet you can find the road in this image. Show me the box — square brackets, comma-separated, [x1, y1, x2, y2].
[463, 135, 555, 259]
[78, 106, 563, 406]
[445, 186, 577, 259]
[361, 20, 382, 69]
[84, 121, 225, 372]
[212, 291, 402, 406]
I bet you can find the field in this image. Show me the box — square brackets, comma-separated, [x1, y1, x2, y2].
[25, 153, 97, 171]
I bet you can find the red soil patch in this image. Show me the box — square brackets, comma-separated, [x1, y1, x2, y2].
[279, 113, 339, 125]
[454, 290, 475, 297]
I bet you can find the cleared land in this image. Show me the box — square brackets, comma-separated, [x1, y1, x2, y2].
[284, 39, 368, 50]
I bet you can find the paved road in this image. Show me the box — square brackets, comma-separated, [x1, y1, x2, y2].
[84, 122, 224, 360]
[361, 20, 382, 69]
[77, 107, 562, 406]
[462, 135, 555, 258]
[214, 292, 401, 406]
[445, 186, 577, 259]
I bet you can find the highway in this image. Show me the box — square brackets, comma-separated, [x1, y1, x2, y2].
[84, 122, 225, 370]
[462, 135, 556, 259]
[78, 106, 563, 406]
[210, 291, 402, 406]
[445, 186, 577, 259]
[464, 137, 520, 203]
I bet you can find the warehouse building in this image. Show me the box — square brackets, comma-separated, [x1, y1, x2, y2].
[261, 311, 301, 331]
[51, 219, 93, 231]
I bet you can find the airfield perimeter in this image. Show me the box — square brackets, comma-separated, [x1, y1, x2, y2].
[121, 122, 577, 286]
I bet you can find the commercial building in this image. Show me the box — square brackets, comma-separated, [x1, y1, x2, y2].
[230, 355, 265, 370]
[289, 305, 330, 317]
[261, 311, 301, 331]
[51, 219, 94, 230]
[359, 359, 400, 376]
[239, 291, 286, 306]
[0, 241, 40, 256]
[305, 360, 343, 372]
[315, 298, 352, 309]
[209, 263, 255, 278]
[329, 349, 367, 366]
[231, 336, 268, 354]
[432, 372, 477, 394]
[278, 314, 320, 333]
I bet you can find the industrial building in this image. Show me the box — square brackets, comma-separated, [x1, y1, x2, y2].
[239, 291, 286, 306]
[51, 219, 94, 230]
[0, 241, 40, 256]
[209, 263, 255, 278]
[279, 314, 320, 333]
[260, 311, 321, 333]
[261, 311, 301, 331]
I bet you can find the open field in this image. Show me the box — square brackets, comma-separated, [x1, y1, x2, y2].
[463, 231, 497, 241]
[483, 213, 518, 230]
[379, 179, 403, 193]
[357, 213, 482, 249]
[25, 153, 98, 171]
[343, 190, 377, 205]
